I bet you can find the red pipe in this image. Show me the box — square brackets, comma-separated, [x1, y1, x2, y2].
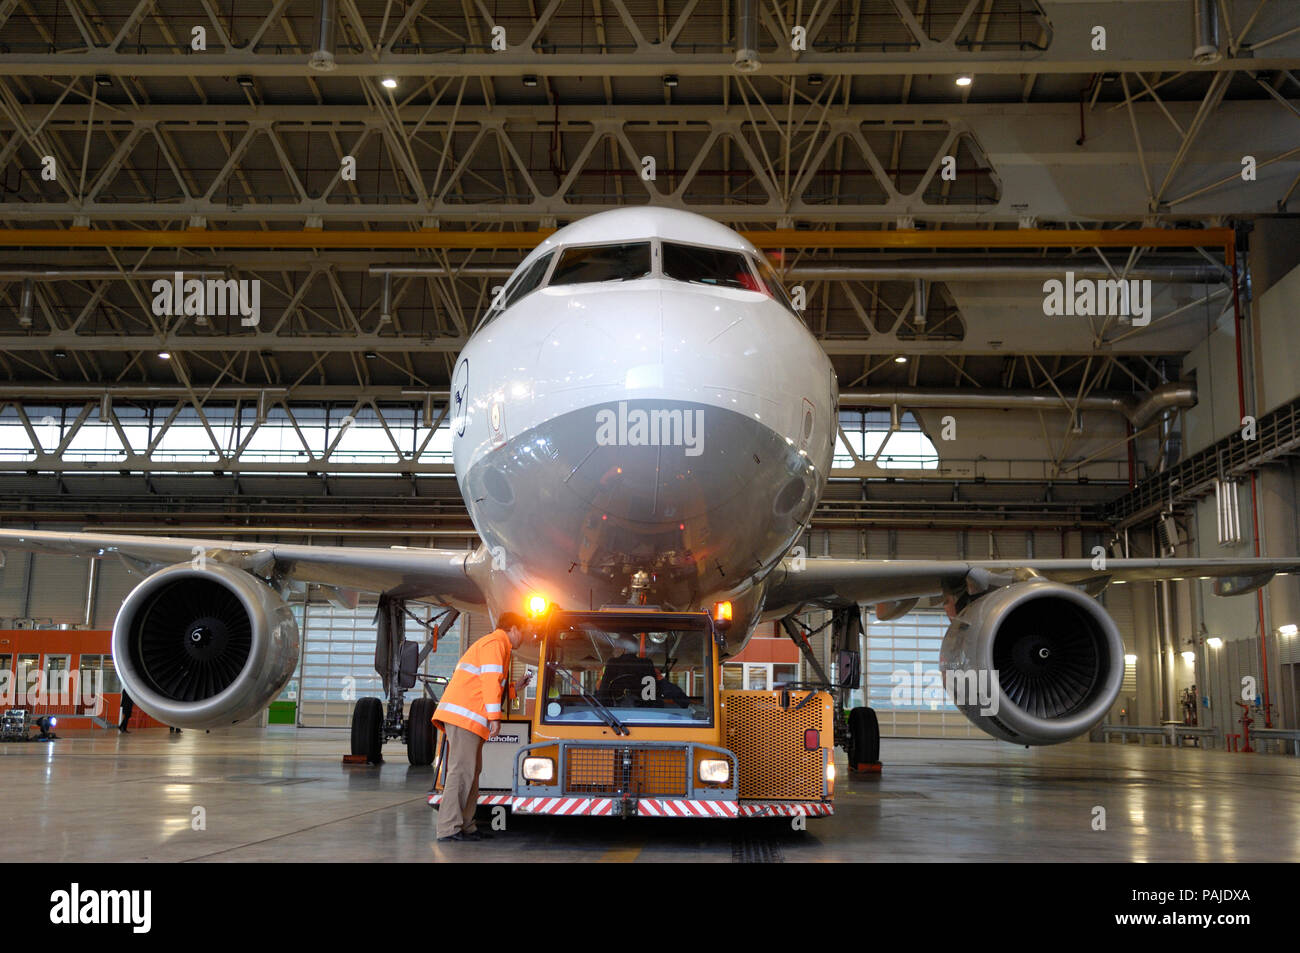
[1230, 250, 1272, 726]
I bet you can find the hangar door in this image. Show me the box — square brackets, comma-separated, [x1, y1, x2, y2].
[295, 603, 475, 728]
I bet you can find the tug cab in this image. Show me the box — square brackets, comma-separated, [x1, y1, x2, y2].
[429, 605, 836, 820]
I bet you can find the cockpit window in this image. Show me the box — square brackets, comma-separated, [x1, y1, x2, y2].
[474, 251, 554, 332]
[752, 254, 798, 315]
[502, 251, 553, 310]
[662, 242, 761, 292]
[549, 242, 652, 286]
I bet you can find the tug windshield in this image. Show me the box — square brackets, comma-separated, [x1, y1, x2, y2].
[541, 615, 712, 727]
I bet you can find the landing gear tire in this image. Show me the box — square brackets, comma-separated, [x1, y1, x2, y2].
[848, 706, 880, 768]
[407, 697, 437, 766]
[350, 696, 384, 763]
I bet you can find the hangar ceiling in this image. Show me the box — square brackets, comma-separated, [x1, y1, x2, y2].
[0, 0, 1297, 531]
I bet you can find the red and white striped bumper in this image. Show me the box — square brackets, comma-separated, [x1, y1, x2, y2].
[428, 793, 739, 817]
[427, 793, 513, 807]
[636, 798, 739, 818]
[513, 796, 619, 816]
[427, 793, 831, 818]
[738, 801, 834, 818]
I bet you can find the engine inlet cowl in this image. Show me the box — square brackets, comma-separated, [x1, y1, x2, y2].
[112, 562, 300, 729]
[939, 579, 1124, 745]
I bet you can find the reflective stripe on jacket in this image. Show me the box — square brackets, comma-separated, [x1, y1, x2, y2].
[433, 629, 512, 740]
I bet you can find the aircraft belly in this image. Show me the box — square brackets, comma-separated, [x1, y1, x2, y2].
[463, 399, 817, 613]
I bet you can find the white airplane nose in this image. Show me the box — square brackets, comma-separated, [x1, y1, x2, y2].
[462, 282, 816, 595]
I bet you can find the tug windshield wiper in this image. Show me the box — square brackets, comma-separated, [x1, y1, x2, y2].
[546, 661, 629, 735]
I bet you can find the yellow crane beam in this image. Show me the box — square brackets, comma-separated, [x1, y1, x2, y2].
[0, 226, 1236, 261]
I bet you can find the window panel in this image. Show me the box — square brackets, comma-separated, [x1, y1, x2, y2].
[661, 242, 760, 292]
[549, 242, 652, 286]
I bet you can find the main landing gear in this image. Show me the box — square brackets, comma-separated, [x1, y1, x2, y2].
[781, 605, 881, 773]
[347, 595, 457, 766]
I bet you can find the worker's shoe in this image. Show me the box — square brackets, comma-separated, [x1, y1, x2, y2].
[437, 832, 469, 842]
[464, 829, 492, 839]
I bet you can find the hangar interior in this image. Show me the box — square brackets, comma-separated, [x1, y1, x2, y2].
[1, 0, 1300, 861]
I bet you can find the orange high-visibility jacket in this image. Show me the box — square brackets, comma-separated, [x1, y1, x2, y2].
[433, 629, 512, 740]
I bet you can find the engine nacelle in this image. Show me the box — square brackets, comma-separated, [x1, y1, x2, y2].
[939, 579, 1124, 745]
[112, 562, 300, 729]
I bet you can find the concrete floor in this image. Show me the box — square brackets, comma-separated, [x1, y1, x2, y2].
[3, 726, 1298, 862]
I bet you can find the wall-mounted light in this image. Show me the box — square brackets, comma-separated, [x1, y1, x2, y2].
[1181, 651, 1196, 664]
[1278, 623, 1298, 637]
[1206, 637, 1223, 649]
[1124, 654, 1138, 665]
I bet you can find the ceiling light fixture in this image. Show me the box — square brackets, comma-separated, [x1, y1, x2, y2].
[236, 75, 254, 89]
[381, 77, 398, 89]
[955, 74, 973, 87]
[94, 74, 112, 88]
[808, 73, 824, 86]
[893, 355, 908, 364]
[662, 74, 679, 88]
[522, 75, 539, 87]
[157, 351, 171, 360]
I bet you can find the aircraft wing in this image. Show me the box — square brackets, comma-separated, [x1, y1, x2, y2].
[0, 528, 486, 605]
[762, 556, 1300, 615]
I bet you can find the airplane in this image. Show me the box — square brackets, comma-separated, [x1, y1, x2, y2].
[2, 205, 1296, 764]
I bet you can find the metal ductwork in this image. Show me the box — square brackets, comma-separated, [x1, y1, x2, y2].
[1192, 0, 1221, 63]
[839, 381, 1195, 428]
[368, 266, 514, 277]
[786, 261, 1224, 283]
[308, 0, 338, 72]
[0, 269, 225, 280]
[734, 0, 760, 72]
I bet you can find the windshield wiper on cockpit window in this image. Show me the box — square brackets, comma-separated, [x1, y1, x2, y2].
[546, 661, 629, 735]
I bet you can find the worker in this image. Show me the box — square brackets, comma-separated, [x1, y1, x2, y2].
[432, 611, 532, 842]
[118, 690, 134, 733]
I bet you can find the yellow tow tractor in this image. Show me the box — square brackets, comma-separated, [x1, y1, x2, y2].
[429, 602, 836, 820]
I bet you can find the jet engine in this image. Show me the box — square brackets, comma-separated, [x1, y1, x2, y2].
[112, 562, 300, 729]
[939, 579, 1124, 745]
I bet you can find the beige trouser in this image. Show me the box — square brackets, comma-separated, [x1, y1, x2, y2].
[437, 722, 484, 838]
